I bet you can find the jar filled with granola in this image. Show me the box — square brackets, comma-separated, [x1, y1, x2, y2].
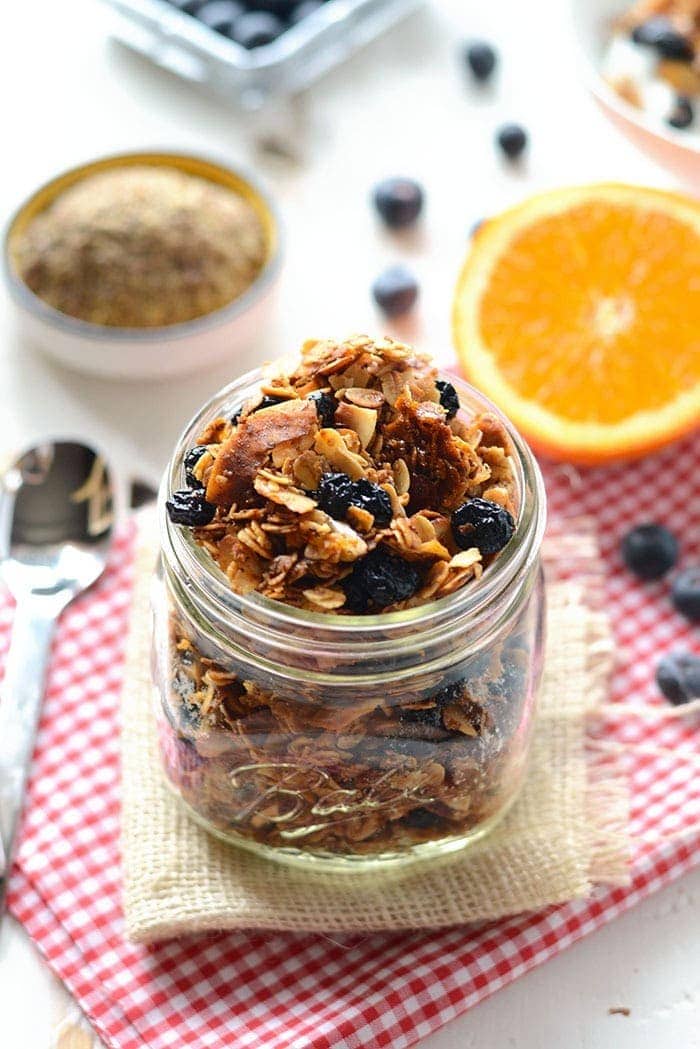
[153, 336, 547, 869]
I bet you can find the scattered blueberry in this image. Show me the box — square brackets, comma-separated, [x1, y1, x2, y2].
[404, 807, 442, 829]
[372, 177, 424, 229]
[668, 95, 694, 129]
[184, 445, 208, 488]
[316, 472, 354, 519]
[343, 548, 421, 612]
[196, 0, 243, 32]
[166, 489, 216, 526]
[372, 265, 419, 317]
[230, 10, 283, 47]
[496, 123, 528, 160]
[631, 17, 694, 60]
[465, 40, 497, 82]
[672, 567, 700, 621]
[435, 379, 460, 419]
[621, 523, 678, 580]
[349, 478, 392, 525]
[655, 651, 700, 705]
[452, 498, 515, 555]
[289, 0, 324, 22]
[308, 390, 337, 427]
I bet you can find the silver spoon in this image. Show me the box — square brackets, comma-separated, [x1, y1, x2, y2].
[0, 441, 114, 921]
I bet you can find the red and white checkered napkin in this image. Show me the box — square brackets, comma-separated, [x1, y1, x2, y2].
[3, 433, 699, 1049]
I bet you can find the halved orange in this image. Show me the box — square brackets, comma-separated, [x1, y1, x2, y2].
[453, 184, 700, 464]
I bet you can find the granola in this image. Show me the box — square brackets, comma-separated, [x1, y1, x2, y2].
[156, 336, 540, 862]
[169, 334, 517, 613]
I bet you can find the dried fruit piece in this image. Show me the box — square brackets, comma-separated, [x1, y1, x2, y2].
[315, 472, 354, 519]
[166, 489, 216, 526]
[184, 445, 208, 488]
[435, 380, 460, 419]
[308, 390, 337, 427]
[452, 498, 515, 555]
[342, 548, 421, 611]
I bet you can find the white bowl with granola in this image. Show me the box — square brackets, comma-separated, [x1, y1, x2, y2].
[3, 152, 281, 379]
[572, 0, 700, 177]
[152, 335, 547, 870]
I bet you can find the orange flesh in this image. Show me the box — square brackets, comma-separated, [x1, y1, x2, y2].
[478, 202, 700, 425]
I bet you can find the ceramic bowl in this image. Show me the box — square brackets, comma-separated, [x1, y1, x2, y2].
[570, 0, 700, 183]
[3, 151, 281, 380]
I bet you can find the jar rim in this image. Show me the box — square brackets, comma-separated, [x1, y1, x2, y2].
[159, 363, 547, 649]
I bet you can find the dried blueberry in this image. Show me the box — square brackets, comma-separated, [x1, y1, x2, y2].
[372, 265, 419, 317]
[230, 407, 243, 425]
[621, 523, 678, 580]
[668, 96, 694, 130]
[465, 40, 497, 82]
[372, 177, 424, 229]
[672, 567, 700, 621]
[435, 379, 460, 420]
[349, 478, 392, 525]
[308, 390, 337, 427]
[230, 10, 283, 47]
[316, 472, 354, 519]
[256, 394, 287, 412]
[631, 17, 694, 60]
[404, 807, 441, 829]
[184, 445, 207, 488]
[656, 651, 700, 705]
[343, 548, 420, 612]
[166, 489, 216, 526]
[452, 498, 515, 555]
[496, 123, 528, 160]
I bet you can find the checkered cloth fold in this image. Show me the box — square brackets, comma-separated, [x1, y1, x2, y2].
[4, 433, 700, 1049]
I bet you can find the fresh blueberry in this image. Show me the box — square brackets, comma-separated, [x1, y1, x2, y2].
[668, 96, 694, 129]
[195, 0, 244, 32]
[166, 489, 216, 526]
[168, 0, 206, 12]
[289, 0, 324, 22]
[372, 265, 419, 317]
[435, 379, 460, 419]
[672, 567, 700, 621]
[184, 445, 208, 488]
[465, 40, 497, 82]
[230, 10, 283, 46]
[372, 177, 425, 229]
[308, 390, 337, 427]
[631, 17, 694, 60]
[621, 524, 678, 580]
[496, 123, 528, 160]
[656, 651, 700, 705]
[349, 478, 393, 525]
[451, 498, 515, 555]
[315, 472, 354, 519]
[343, 548, 421, 612]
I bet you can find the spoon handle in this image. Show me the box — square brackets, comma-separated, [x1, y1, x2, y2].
[0, 598, 64, 922]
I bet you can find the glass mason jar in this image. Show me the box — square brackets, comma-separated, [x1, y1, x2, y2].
[152, 369, 547, 871]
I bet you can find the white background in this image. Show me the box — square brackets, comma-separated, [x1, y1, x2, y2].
[1, 0, 699, 1045]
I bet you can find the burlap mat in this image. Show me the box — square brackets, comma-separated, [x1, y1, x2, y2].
[121, 510, 629, 942]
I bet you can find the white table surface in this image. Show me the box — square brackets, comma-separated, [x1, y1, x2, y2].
[1, 0, 699, 1045]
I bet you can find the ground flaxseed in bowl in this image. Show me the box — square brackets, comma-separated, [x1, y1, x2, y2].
[153, 335, 546, 868]
[11, 165, 267, 328]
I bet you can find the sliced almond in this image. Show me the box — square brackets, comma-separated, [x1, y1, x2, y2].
[449, 547, 482, 569]
[343, 387, 385, 409]
[334, 403, 378, 449]
[314, 427, 366, 479]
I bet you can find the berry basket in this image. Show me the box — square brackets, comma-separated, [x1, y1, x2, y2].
[100, 0, 424, 110]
